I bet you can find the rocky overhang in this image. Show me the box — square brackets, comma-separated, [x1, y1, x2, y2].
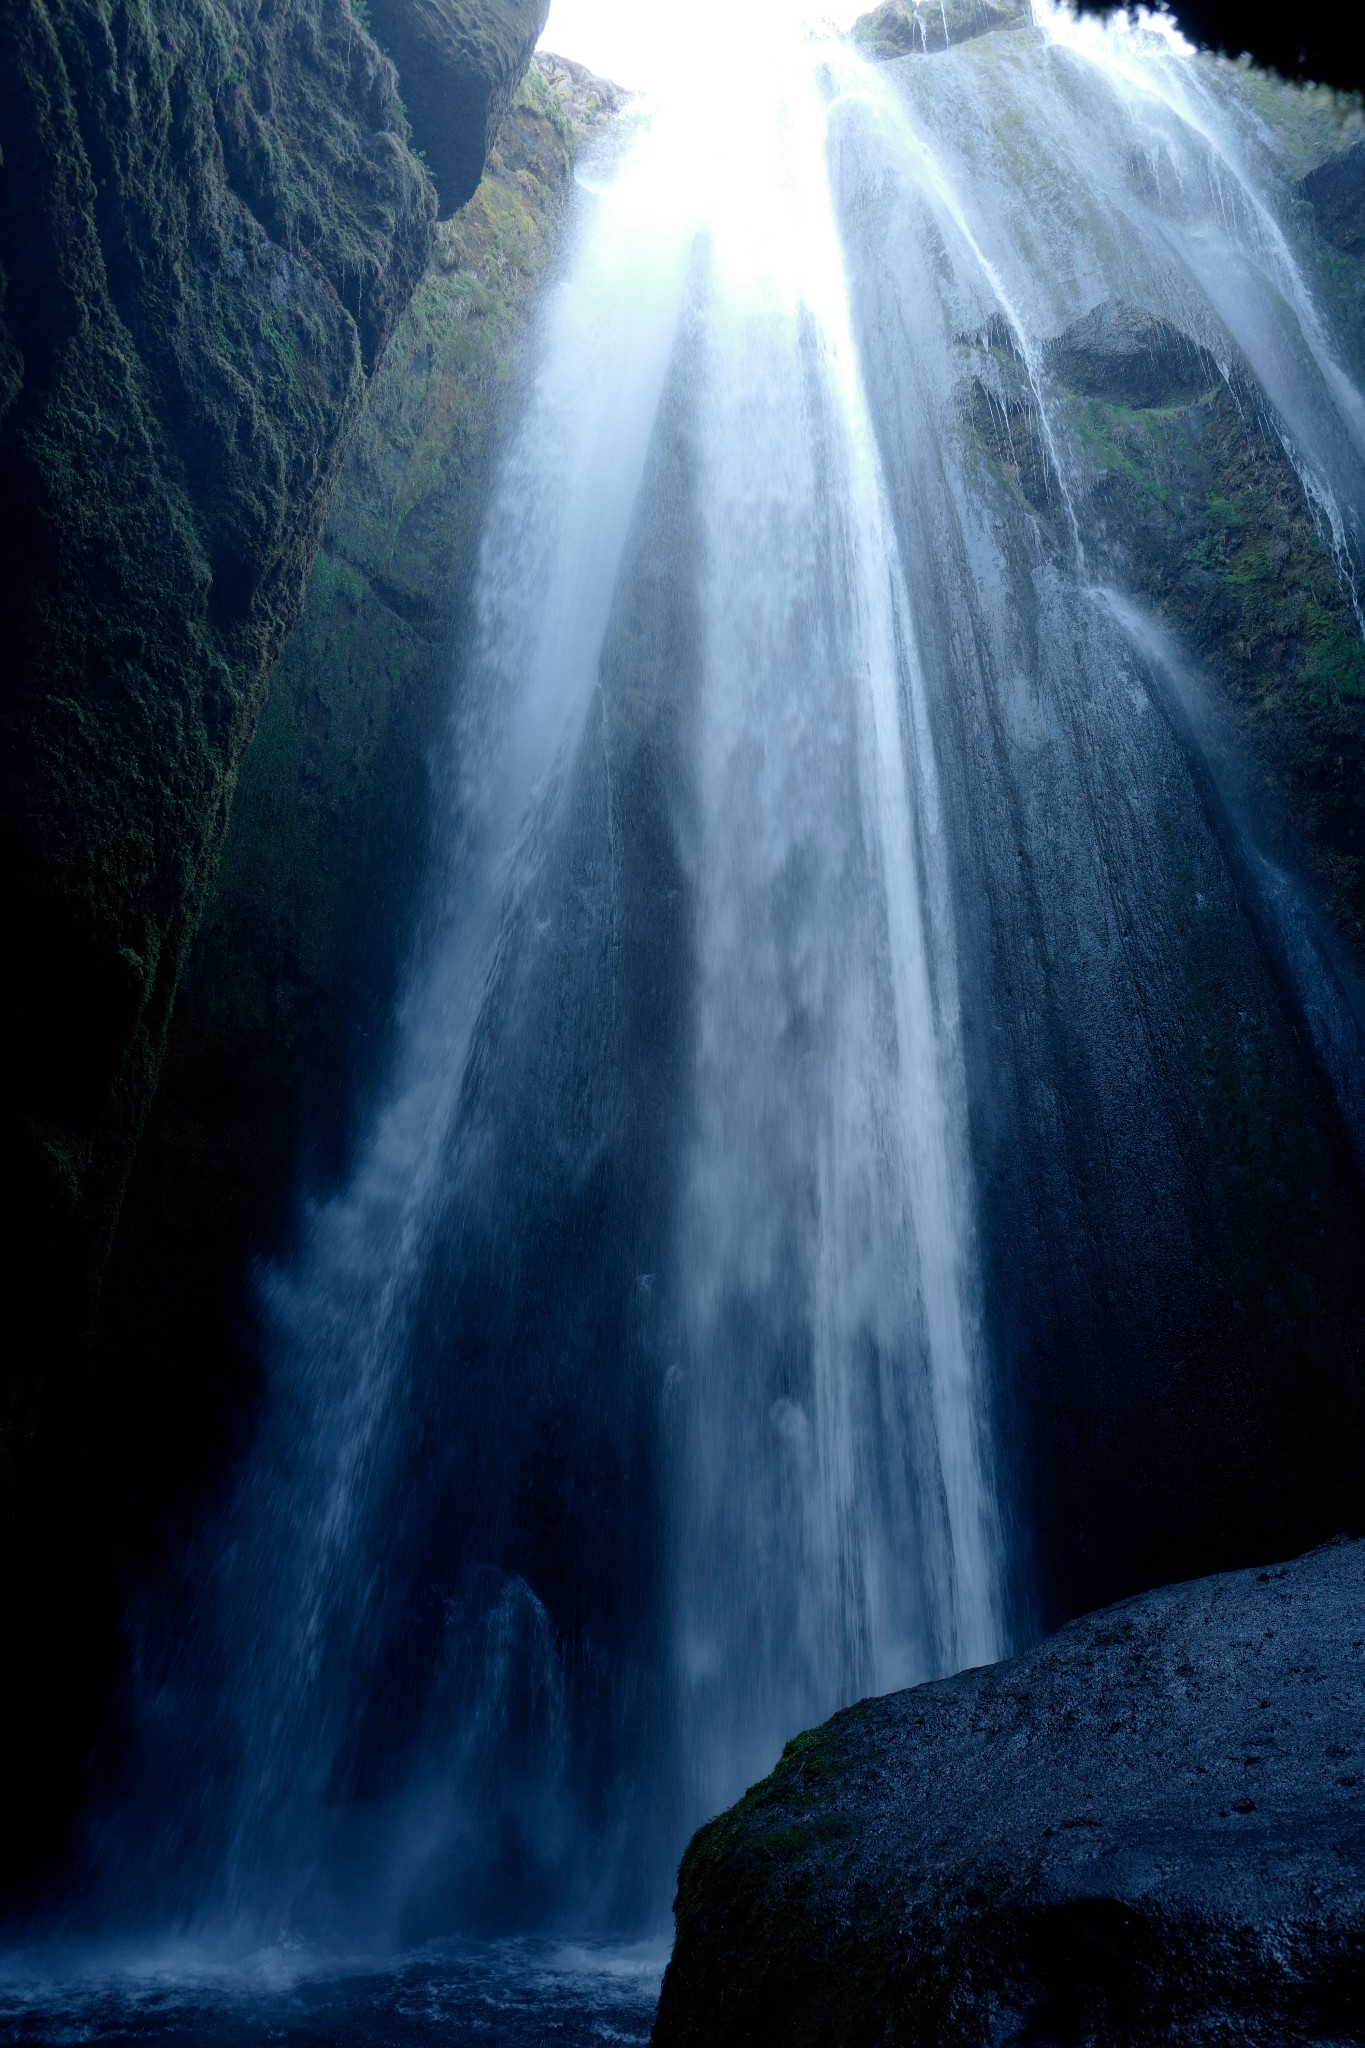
[654, 1540, 1365, 2047]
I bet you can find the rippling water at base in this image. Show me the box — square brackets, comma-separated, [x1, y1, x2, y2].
[0, 1937, 664, 2046]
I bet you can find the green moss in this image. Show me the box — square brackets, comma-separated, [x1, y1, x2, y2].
[1054, 377, 1365, 958]
[0, 0, 457, 1488]
[1211, 66, 1362, 185]
[1304, 601, 1365, 699]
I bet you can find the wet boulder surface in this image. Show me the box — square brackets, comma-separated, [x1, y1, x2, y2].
[366, 0, 550, 215]
[653, 1541, 1365, 2048]
[1043, 301, 1221, 411]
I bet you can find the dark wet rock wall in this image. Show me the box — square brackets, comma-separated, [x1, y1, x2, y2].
[0, 0, 552, 1897]
[94, 54, 615, 1580]
[7, 53, 610, 1909]
[367, 0, 551, 215]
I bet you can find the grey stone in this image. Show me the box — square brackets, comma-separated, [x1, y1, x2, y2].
[368, 0, 551, 215]
[1298, 142, 1365, 260]
[654, 1541, 1365, 2047]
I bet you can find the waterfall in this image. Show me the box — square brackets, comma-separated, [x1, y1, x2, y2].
[672, 27, 999, 1822]
[87, 0, 1365, 1957]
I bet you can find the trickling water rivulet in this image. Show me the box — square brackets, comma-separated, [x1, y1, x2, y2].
[74, 0, 1365, 1972]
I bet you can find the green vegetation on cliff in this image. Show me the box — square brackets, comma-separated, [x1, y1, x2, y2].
[961, 301, 1365, 962]
[655, 1543, 1365, 2048]
[191, 57, 605, 1146]
[1, 0, 435, 1434]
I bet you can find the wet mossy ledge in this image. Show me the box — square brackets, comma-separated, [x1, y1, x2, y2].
[962, 293, 1365, 978]
[653, 1540, 1365, 2048]
[0, 0, 545, 1479]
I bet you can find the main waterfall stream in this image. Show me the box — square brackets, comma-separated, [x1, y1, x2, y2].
[8, 1, 1365, 2038]
[113, 0, 1005, 1942]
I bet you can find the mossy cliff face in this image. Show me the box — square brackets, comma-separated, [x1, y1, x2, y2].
[963, 298, 1365, 965]
[96, 55, 615, 1470]
[654, 1541, 1365, 2048]
[50, 53, 614, 1897]
[0, 0, 549, 1891]
[841, 92, 1365, 1629]
[910, 105, 1365, 1622]
[851, 0, 1029, 65]
[149, 52, 616, 1252]
[0, 0, 545, 1471]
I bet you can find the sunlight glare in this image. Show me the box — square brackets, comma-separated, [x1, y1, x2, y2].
[539, 0, 871, 93]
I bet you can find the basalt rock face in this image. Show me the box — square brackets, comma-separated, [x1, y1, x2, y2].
[1, 0, 428, 1448]
[939, 280, 1365, 1623]
[653, 1540, 1365, 2048]
[965, 294, 1365, 971]
[0, 0, 547, 1893]
[366, 0, 550, 216]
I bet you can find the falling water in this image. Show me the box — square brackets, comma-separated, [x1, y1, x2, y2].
[673, 28, 999, 1819]
[60, 0, 1365, 1981]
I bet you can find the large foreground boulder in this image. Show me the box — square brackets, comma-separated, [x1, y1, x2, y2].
[653, 1541, 1365, 2046]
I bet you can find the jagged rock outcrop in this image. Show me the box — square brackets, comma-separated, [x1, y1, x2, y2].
[366, 0, 549, 216]
[654, 1540, 1365, 2048]
[1044, 301, 1222, 410]
[0, 0, 545, 1455]
[851, 0, 1027, 63]
[0, 0, 547, 1895]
